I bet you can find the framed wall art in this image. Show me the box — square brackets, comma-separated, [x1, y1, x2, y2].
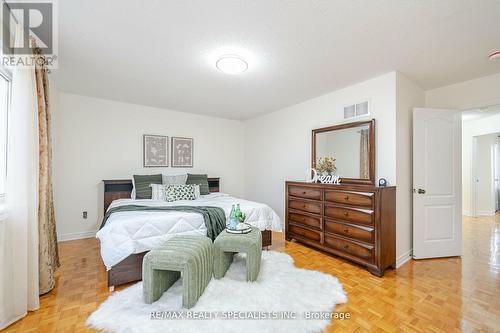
[143, 134, 168, 167]
[171, 137, 193, 167]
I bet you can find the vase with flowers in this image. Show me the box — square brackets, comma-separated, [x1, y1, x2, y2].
[316, 156, 337, 180]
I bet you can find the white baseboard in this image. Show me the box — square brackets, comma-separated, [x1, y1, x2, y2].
[396, 249, 413, 268]
[476, 210, 495, 217]
[462, 210, 471, 216]
[58, 230, 96, 242]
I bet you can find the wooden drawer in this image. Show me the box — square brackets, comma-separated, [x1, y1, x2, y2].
[325, 190, 373, 208]
[289, 199, 322, 215]
[288, 186, 322, 201]
[288, 224, 321, 243]
[324, 205, 373, 226]
[324, 234, 374, 262]
[288, 212, 322, 230]
[324, 220, 374, 243]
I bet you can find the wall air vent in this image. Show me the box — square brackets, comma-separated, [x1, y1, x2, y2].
[344, 101, 369, 119]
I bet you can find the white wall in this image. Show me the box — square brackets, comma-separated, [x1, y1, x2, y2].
[462, 114, 500, 216]
[244, 72, 397, 223]
[426, 72, 500, 110]
[53, 93, 245, 240]
[395, 73, 425, 265]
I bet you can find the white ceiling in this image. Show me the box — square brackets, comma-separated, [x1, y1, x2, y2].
[52, 0, 500, 120]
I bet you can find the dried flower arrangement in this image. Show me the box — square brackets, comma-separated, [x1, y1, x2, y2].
[316, 156, 337, 174]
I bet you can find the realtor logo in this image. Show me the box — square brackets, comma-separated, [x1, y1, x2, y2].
[1, 0, 58, 68]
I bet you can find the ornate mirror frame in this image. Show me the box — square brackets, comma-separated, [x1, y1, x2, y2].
[311, 119, 376, 185]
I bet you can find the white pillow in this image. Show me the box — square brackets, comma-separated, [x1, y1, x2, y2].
[163, 174, 188, 186]
[131, 177, 136, 199]
[194, 184, 201, 199]
[150, 184, 166, 201]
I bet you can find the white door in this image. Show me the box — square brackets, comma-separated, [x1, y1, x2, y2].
[413, 108, 462, 259]
[495, 141, 500, 211]
[471, 136, 478, 217]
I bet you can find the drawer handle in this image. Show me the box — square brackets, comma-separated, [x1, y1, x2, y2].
[343, 211, 349, 217]
[344, 195, 349, 201]
[343, 244, 349, 249]
[343, 228, 349, 233]
[302, 191, 307, 195]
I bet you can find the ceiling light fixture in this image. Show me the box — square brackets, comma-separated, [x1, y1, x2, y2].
[216, 55, 248, 75]
[488, 51, 500, 60]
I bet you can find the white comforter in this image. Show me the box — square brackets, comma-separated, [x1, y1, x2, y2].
[96, 193, 282, 270]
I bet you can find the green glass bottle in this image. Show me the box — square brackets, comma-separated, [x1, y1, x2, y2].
[229, 204, 237, 229]
[229, 204, 235, 219]
[235, 204, 241, 218]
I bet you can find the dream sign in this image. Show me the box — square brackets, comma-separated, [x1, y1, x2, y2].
[305, 168, 341, 184]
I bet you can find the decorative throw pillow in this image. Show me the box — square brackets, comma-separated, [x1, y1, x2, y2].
[150, 184, 167, 201]
[165, 184, 197, 202]
[133, 174, 163, 199]
[131, 177, 136, 199]
[193, 184, 201, 199]
[163, 173, 188, 186]
[186, 174, 210, 195]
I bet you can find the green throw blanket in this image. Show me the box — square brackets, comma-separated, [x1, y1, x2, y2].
[100, 205, 227, 241]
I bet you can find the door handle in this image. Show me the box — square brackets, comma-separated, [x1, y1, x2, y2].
[418, 189, 426, 194]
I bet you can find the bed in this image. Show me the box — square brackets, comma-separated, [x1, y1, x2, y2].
[100, 178, 282, 289]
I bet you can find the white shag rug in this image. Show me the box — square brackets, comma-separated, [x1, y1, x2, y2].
[87, 251, 347, 333]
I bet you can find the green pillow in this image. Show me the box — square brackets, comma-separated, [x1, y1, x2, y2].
[133, 174, 162, 199]
[186, 174, 210, 195]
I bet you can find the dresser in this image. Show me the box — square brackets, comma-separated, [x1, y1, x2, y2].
[285, 181, 396, 276]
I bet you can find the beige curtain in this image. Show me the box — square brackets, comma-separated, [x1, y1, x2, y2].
[0, 26, 40, 329]
[359, 129, 370, 179]
[33, 47, 60, 294]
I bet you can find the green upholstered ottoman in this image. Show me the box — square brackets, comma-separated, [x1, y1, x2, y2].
[213, 227, 262, 282]
[142, 235, 213, 308]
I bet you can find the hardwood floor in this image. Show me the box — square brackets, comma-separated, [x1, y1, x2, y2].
[3, 213, 499, 332]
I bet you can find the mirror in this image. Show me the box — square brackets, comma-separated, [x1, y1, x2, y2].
[312, 119, 375, 184]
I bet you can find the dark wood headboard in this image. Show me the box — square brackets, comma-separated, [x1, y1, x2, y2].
[103, 177, 220, 212]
